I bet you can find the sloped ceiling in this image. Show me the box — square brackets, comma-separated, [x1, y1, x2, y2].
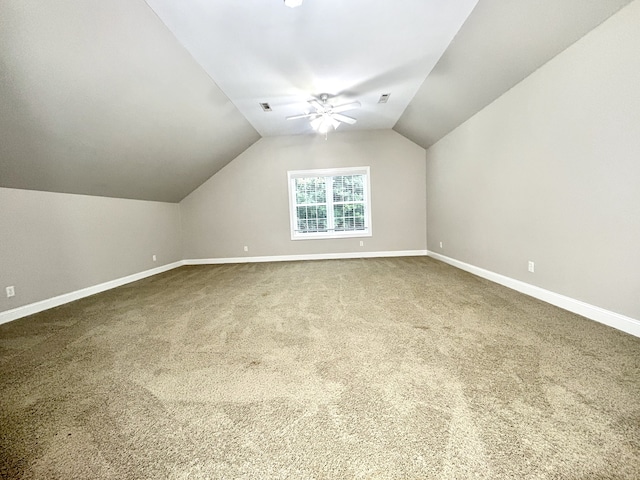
[394, 0, 634, 149]
[0, 0, 633, 202]
[0, 0, 260, 202]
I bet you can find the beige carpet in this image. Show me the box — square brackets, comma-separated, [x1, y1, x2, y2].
[1, 257, 639, 479]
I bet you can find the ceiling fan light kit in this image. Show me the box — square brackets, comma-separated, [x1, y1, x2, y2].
[286, 93, 361, 136]
[311, 115, 339, 134]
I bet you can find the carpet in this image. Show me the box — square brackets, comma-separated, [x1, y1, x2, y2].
[1, 257, 639, 479]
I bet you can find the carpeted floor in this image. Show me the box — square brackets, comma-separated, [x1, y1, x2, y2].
[1, 257, 639, 479]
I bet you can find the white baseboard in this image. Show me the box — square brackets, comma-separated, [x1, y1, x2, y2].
[0, 252, 426, 325]
[427, 251, 640, 338]
[183, 250, 428, 265]
[7, 251, 635, 338]
[0, 261, 184, 326]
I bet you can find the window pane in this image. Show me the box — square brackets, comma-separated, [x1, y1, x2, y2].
[334, 201, 367, 232]
[354, 203, 365, 230]
[332, 175, 349, 202]
[353, 175, 364, 201]
[295, 179, 307, 203]
[295, 177, 326, 204]
[317, 179, 326, 203]
[297, 204, 330, 233]
[305, 183, 315, 204]
[333, 176, 344, 202]
[333, 175, 364, 202]
[345, 217, 355, 230]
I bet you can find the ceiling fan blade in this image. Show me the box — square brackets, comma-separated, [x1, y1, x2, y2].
[308, 99, 325, 112]
[332, 113, 357, 125]
[286, 113, 317, 120]
[331, 101, 361, 113]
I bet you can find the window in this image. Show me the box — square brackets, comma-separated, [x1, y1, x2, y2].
[288, 167, 371, 240]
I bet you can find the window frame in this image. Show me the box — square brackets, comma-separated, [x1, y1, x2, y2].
[287, 166, 372, 240]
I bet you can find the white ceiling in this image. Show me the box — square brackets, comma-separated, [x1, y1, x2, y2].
[144, 0, 479, 136]
[0, 0, 633, 202]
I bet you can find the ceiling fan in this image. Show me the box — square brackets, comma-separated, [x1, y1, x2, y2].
[286, 94, 361, 134]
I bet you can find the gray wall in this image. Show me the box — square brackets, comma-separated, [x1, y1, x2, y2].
[180, 130, 427, 259]
[0, 187, 181, 312]
[425, 1, 640, 319]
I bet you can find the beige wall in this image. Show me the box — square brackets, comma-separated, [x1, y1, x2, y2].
[0, 187, 181, 312]
[425, 1, 640, 319]
[180, 130, 426, 259]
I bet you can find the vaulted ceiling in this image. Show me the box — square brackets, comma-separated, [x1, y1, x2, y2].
[145, 0, 479, 137]
[0, 0, 632, 202]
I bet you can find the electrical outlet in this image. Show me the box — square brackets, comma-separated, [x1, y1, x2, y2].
[528, 261, 535, 273]
[439, 241, 443, 249]
[243, 246, 249, 252]
[152, 255, 157, 262]
[359, 240, 364, 247]
[6, 286, 15, 298]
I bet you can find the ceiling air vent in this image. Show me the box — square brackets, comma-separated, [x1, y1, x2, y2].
[259, 102, 272, 112]
[378, 93, 391, 104]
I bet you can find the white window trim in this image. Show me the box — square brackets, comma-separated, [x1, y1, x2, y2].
[287, 166, 372, 240]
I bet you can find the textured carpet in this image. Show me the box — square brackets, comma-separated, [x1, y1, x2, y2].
[1, 257, 639, 479]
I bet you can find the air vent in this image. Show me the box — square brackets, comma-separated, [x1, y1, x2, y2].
[259, 102, 272, 112]
[378, 93, 391, 104]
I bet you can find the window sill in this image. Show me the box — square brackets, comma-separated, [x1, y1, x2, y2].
[291, 231, 372, 241]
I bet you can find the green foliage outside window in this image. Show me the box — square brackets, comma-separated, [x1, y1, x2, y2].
[294, 174, 366, 234]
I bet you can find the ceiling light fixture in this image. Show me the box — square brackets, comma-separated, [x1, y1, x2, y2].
[284, 0, 303, 8]
[311, 114, 339, 134]
[286, 93, 360, 137]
